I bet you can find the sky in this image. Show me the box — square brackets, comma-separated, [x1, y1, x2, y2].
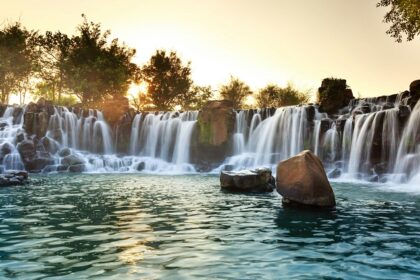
[1, 0, 419, 98]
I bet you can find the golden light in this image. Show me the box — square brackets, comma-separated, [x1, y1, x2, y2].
[127, 82, 148, 98]
[244, 95, 256, 107]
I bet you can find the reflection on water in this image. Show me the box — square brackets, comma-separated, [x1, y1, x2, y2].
[0, 174, 419, 279]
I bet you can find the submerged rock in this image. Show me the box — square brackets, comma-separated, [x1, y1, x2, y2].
[276, 150, 336, 208]
[0, 170, 29, 187]
[220, 168, 275, 192]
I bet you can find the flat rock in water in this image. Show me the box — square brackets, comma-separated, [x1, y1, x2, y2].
[220, 168, 275, 192]
[0, 170, 29, 187]
[276, 150, 336, 208]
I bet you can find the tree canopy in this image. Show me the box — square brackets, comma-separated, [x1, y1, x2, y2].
[62, 15, 140, 106]
[219, 76, 252, 109]
[142, 50, 194, 111]
[256, 83, 310, 108]
[0, 23, 39, 103]
[377, 0, 420, 42]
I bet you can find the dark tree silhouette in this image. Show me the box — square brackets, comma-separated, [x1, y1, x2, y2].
[377, 0, 420, 42]
[219, 76, 252, 109]
[142, 50, 193, 111]
[0, 22, 39, 103]
[35, 31, 72, 103]
[62, 15, 140, 106]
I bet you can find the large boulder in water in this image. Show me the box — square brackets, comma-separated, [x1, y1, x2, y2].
[192, 100, 235, 170]
[317, 78, 354, 114]
[220, 168, 275, 192]
[276, 150, 336, 208]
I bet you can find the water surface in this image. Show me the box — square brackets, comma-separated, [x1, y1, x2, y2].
[0, 174, 419, 279]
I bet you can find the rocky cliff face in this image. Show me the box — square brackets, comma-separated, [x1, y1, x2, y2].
[191, 100, 236, 171]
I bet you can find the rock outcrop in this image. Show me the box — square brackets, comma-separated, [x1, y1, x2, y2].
[220, 168, 275, 192]
[318, 78, 354, 114]
[0, 170, 29, 187]
[192, 100, 235, 171]
[276, 150, 336, 208]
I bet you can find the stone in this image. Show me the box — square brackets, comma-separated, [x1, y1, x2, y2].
[17, 140, 36, 162]
[40, 137, 59, 155]
[220, 168, 275, 192]
[318, 78, 354, 114]
[26, 157, 55, 171]
[0, 170, 29, 187]
[68, 164, 87, 173]
[191, 100, 236, 170]
[276, 150, 336, 208]
[58, 148, 71, 157]
[328, 168, 341, 179]
[62, 154, 85, 166]
[136, 161, 145, 171]
[409, 80, 420, 96]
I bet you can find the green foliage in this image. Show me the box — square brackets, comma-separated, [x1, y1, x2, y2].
[36, 31, 72, 103]
[142, 50, 193, 111]
[129, 92, 154, 111]
[256, 83, 310, 108]
[0, 22, 39, 103]
[178, 85, 214, 110]
[61, 15, 140, 106]
[219, 76, 252, 109]
[377, 0, 420, 42]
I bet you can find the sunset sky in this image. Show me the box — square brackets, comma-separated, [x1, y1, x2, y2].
[1, 0, 419, 98]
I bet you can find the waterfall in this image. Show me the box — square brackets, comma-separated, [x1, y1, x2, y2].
[0, 106, 25, 171]
[393, 101, 420, 183]
[223, 106, 312, 170]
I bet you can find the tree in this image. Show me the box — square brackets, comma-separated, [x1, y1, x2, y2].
[36, 31, 72, 102]
[0, 22, 39, 103]
[142, 50, 193, 111]
[219, 76, 252, 109]
[377, 0, 420, 42]
[256, 83, 310, 108]
[177, 85, 213, 110]
[62, 15, 140, 106]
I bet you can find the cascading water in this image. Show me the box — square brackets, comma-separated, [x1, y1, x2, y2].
[0, 91, 419, 187]
[221, 106, 315, 170]
[0, 106, 25, 171]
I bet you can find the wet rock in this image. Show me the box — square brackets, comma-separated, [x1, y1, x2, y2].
[68, 164, 87, 173]
[40, 137, 59, 155]
[192, 100, 235, 168]
[276, 150, 336, 208]
[222, 164, 234, 171]
[102, 96, 130, 126]
[56, 165, 68, 172]
[398, 105, 411, 119]
[0, 170, 29, 187]
[328, 168, 341, 179]
[58, 148, 71, 157]
[220, 168, 275, 192]
[16, 132, 25, 143]
[136, 162, 145, 171]
[62, 154, 85, 166]
[26, 157, 55, 171]
[17, 140, 36, 162]
[305, 105, 315, 122]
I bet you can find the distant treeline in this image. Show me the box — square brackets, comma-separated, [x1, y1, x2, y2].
[0, 15, 311, 110]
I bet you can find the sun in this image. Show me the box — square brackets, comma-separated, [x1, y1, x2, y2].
[128, 82, 148, 97]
